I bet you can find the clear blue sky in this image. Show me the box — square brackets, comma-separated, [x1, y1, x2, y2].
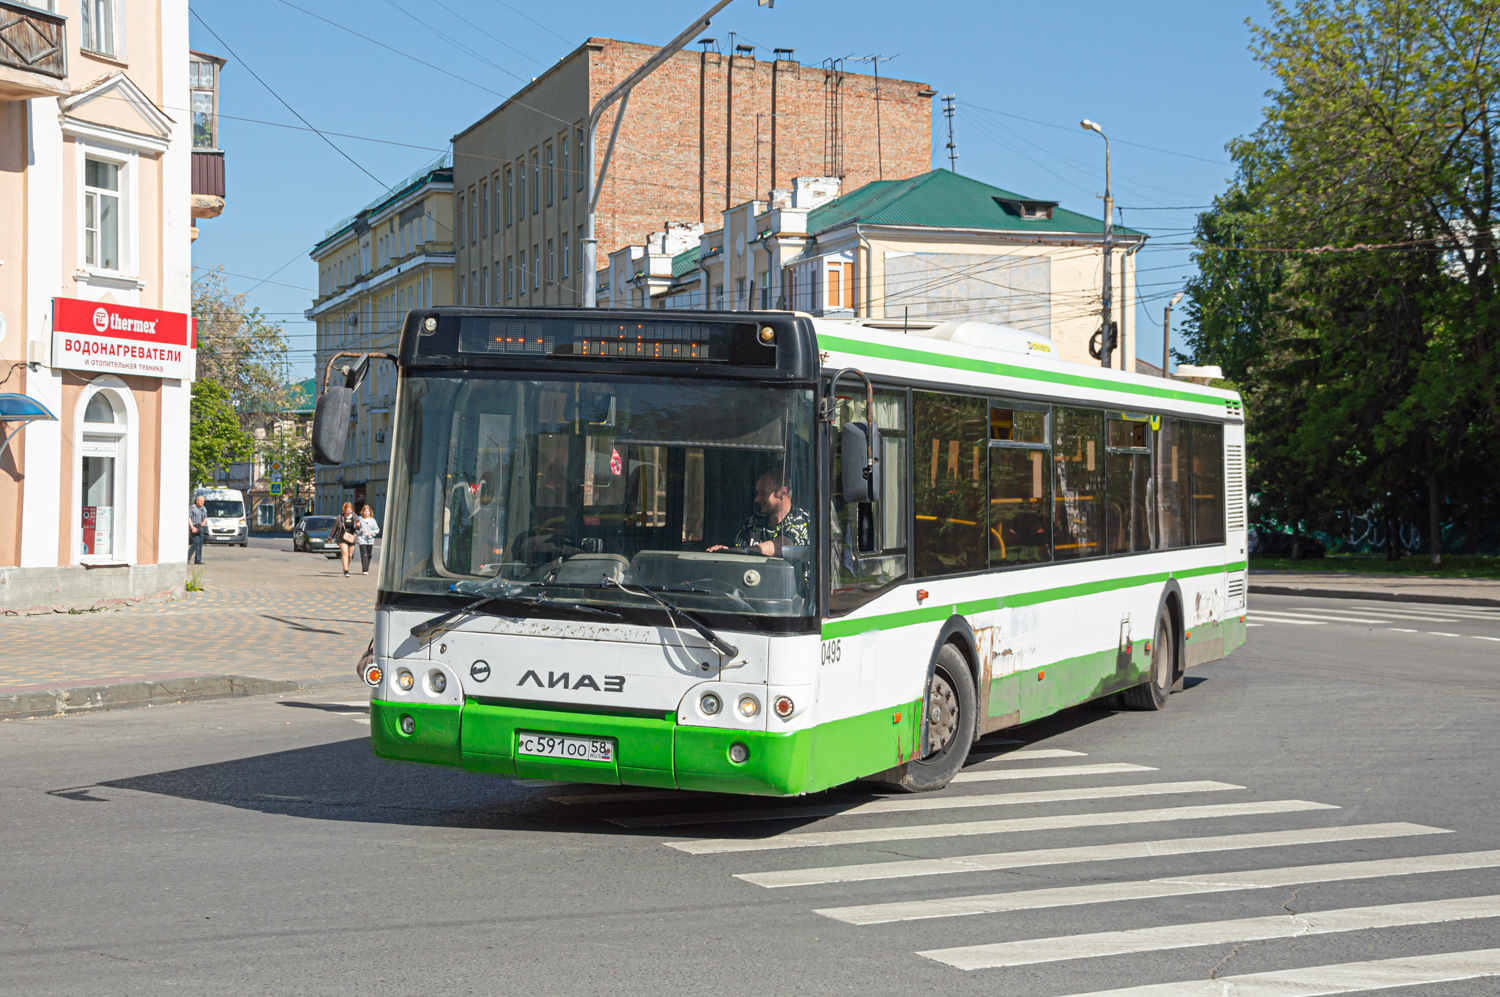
[187, 0, 1273, 377]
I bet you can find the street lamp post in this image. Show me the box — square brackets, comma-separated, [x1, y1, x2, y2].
[1081, 119, 1112, 369]
[583, 0, 769, 308]
[1163, 291, 1184, 378]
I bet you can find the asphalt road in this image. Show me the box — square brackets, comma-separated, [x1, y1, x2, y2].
[3, 593, 1500, 996]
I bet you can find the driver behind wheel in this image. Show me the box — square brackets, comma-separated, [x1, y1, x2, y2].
[708, 466, 810, 557]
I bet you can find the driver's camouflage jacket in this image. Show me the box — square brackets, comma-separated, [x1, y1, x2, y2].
[733, 507, 812, 549]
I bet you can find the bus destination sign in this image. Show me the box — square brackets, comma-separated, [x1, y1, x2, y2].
[457, 318, 735, 363]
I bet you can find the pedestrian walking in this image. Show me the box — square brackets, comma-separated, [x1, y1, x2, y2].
[357, 504, 380, 575]
[332, 502, 360, 577]
[188, 494, 207, 565]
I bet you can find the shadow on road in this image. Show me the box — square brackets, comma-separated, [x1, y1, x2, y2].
[55, 698, 1137, 835]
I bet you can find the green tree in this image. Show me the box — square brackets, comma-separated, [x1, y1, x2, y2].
[192, 267, 293, 425]
[188, 379, 253, 487]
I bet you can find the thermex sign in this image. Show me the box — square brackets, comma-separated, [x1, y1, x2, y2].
[52, 298, 197, 381]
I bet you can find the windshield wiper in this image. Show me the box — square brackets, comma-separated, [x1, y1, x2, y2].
[603, 580, 739, 659]
[412, 582, 619, 646]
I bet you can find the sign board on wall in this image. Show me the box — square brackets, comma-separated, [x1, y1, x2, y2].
[51, 298, 197, 381]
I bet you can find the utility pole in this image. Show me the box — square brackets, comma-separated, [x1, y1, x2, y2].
[941, 94, 957, 171]
[1081, 118, 1113, 369]
[852, 54, 895, 180]
[1163, 291, 1184, 378]
[585, 0, 771, 308]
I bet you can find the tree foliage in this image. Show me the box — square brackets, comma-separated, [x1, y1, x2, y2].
[192, 267, 293, 424]
[188, 379, 253, 487]
[1180, 0, 1500, 562]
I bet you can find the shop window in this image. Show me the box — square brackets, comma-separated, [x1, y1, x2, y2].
[1052, 406, 1105, 560]
[989, 403, 1051, 566]
[914, 391, 987, 577]
[78, 387, 128, 561]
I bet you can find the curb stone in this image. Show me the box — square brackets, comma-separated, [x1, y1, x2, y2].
[1249, 583, 1500, 609]
[0, 674, 362, 721]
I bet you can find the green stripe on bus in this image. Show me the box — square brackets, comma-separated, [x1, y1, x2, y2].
[816, 333, 1225, 406]
[821, 561, 1247, 640]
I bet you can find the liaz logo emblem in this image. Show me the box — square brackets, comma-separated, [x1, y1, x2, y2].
[470, 660, 491, 681]
[92, 307, 110, 333]
[518, 670, 625, 693]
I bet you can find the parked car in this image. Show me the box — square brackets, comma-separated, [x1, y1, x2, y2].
[1248, 529, 1327, 559]
[293, 516, 338, 553]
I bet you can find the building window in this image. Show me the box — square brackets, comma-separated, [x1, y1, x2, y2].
[81, 0, 117, 58]
[531, 151, 540, 214]
[479, 180, 489, 235]
[545, 143, 554, 206]
[505, 256, 513, 299]
[518, 251, 527, 296]
[576, 126, 585, 191]
[460, 272, 467, 305]
[482, 265, 489, 305]
[492, 173, 501, 232]
[84, 158, 121, 272]
[504, 167, 513, 226]
[469, 187, 478, 245]
[533, 244, 540, 288]
[457, 193, 465, 245]
[577, 225, 585, 272]
[471, 270, 478, 304]
[562, 232, 570, 278]
[560, 132, 569, 200]
[516, 160, 525, 219]
[546, 239, 554, 283]
[713, 284, 724, 309]
[77, 386, 129, 562]
[257, 503, 277, 527]
[189, 58, 218, 148]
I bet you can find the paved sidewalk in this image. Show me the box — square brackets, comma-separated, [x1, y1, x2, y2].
[1250, 569, 1500, 606]
[0, 537, 376, 704]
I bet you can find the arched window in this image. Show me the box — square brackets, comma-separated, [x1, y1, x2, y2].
[77, 385, 130, 561]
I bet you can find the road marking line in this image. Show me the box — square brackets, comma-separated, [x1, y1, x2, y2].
[974, 748, 1087, 761]
[669, 799, 1336, 854]
[610, 781, 1243, 828]
[1388, 628, 1420, 633]
[734, 822, 1449, 889]
[917, 892, 1500, 970]
[1245, 615, 1324, 626]
[1429, 632, 1461, 637]
[1016, 947, 1500, 996]
[1246, 623, 1263, 627]
[1251, 611, 1391, 624]
[817, 848, 1500, 925]
[1476, 636, 1500, 642]
[952, 762, 1154, 783]
[1285, 607, 1459, 623]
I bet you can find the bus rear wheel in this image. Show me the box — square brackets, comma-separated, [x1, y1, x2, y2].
[885, 644, 976, 793]
[1122, 609, 1174, 711]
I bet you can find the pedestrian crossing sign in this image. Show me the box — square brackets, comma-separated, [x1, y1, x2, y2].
[269, 482, 283, 495]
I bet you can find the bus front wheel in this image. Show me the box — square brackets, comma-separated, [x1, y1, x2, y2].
[884, 644, 976, 793]
[1122, 610, 1175, 711]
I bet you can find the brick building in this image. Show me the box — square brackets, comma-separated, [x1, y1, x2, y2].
[450, 37, 934, 307]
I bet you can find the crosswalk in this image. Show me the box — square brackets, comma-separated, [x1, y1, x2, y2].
[565, 744, 1500, 995]
[1248, 600, 1500, 643]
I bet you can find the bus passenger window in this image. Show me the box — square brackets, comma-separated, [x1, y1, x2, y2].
[1106, 416, 1153, 554]
[830, 390, 907, 614]
[989, 404, 1051, 567]
[1155, 418, 1191, 548]
[1191, 422, 1226, 545]
[1051, 407, 1105, 560]
[914, 392, 987, 577]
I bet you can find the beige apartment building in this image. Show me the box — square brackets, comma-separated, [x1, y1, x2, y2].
[450, 37, 933, 308]
[306, 156, 454, 518]
[0, 0, 222, 612]
[608, 169, 1148, 370]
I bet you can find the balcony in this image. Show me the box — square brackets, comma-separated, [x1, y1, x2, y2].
[191, 149, 225, 219]
[0, 0, 67, 101]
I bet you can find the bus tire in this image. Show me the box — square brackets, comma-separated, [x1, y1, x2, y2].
[1122, 609, 1174, 711]
[885, 643, 976, 793]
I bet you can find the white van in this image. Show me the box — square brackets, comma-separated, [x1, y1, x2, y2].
[193, 487, 248, 546]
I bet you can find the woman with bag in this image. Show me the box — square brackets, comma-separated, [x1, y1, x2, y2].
[331, 502, 360, 577]
[357, 504, 380, 575]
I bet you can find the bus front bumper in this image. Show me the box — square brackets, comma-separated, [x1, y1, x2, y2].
[371, 697, 912, 797]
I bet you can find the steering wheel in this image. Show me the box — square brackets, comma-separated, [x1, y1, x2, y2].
[510, 528, 582, 568]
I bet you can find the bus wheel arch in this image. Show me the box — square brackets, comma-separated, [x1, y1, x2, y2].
[1124, 583, 1183, 711]
[873, 618, 979, 793]
[1156, 582, 1186, 689]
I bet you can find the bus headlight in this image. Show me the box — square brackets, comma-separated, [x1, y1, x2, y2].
[397, 668, 414, 691]
[773, 695, 794, 718]
[737, 694, 760, 719]
[428, 670, 447, 694]
[699, 692, 722, 716]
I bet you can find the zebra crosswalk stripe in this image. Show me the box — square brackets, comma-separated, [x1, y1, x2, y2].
[734, 822, 1450, 889]
[610, 780, 1242, 828]
[816, 848, 1500, 925]
[668, 799, 1336, 855]
[916, 893, 1500, 970]
[951, 761, 1154, 783]
[1031, 948, 1500, 996]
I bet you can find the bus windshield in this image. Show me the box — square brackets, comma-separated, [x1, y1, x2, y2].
[384, 374, 817, 618]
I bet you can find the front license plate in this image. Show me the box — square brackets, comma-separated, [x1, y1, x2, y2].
[516, 731, 614, 763]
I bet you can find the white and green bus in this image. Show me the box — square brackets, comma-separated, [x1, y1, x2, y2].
[319, 307, 1246, 796]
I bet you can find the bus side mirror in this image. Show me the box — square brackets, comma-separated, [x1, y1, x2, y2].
[841, 422, 881, 503]
[312, 386, 353, 464]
